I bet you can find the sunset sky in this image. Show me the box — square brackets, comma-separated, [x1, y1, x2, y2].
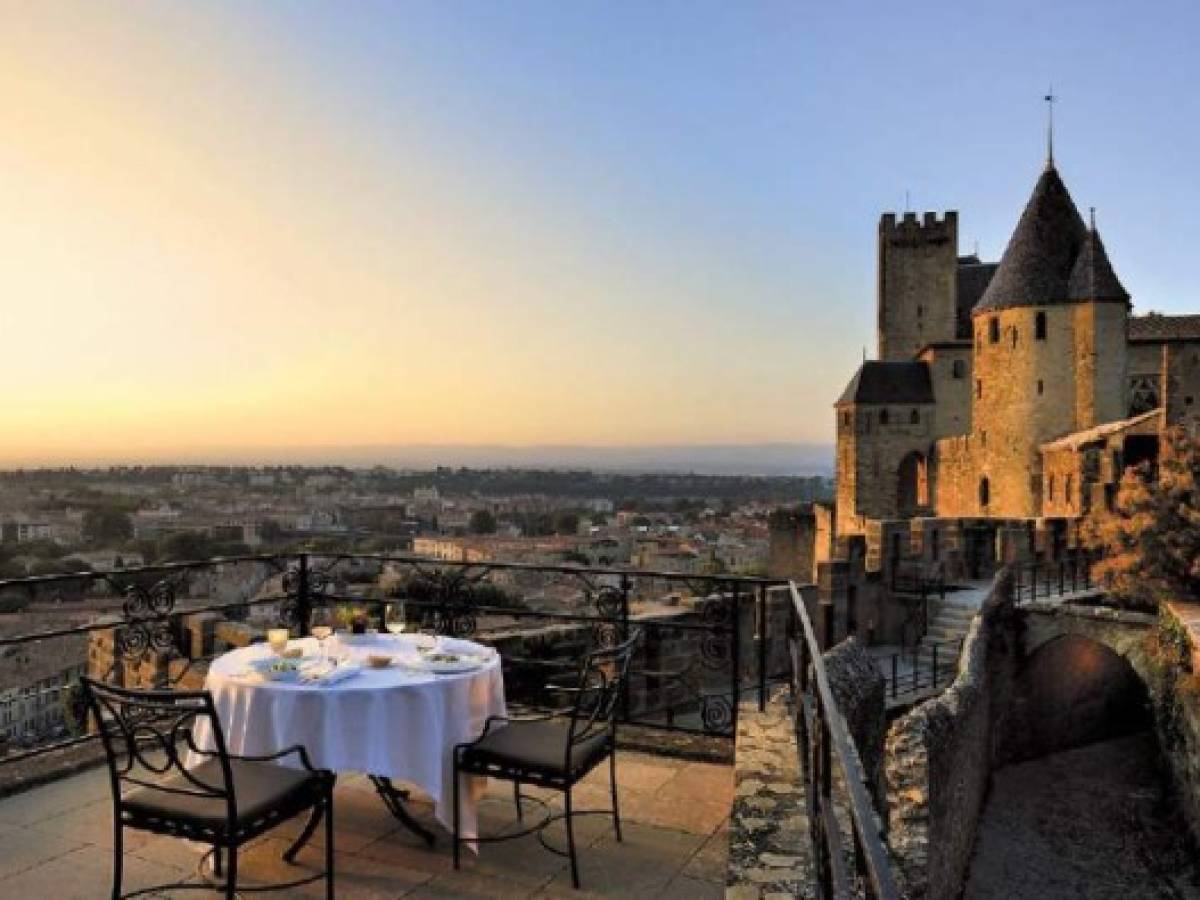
[2, 1, 1198, 464]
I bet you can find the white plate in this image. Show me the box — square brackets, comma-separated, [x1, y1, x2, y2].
[249, 657, 318, 682]
[410, 653, 485, 674]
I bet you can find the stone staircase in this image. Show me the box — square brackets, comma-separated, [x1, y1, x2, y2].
[912, 598, 975, 683]
[897, 600, 979, 696]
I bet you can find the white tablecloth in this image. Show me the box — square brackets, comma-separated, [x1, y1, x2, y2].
[191, 634, 506, 841]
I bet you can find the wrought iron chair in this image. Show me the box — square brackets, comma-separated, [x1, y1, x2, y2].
[80, 677, 336, 899]
[452, 630, 641, 889]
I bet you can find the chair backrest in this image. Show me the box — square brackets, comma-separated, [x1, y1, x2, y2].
[565, 629, 641, 762]
[80, 677, 236, 822]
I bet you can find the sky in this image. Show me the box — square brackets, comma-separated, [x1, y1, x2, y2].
[1, 0, 1198, 465]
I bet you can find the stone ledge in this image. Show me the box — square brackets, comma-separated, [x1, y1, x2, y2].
[726, 686, 814, 899]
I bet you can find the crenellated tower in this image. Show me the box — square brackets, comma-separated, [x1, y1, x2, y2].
[877, 211, 959, 361]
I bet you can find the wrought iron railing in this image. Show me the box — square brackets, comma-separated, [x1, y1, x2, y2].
[0, 552, 792, 768]
[882, 638, 963, 701]
[1012, 550, 1100, 603]
[788, 582, 899, 900]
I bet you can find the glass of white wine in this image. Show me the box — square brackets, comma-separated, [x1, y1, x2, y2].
[384, 602, 407, 639]
[310, 607, 334, 662]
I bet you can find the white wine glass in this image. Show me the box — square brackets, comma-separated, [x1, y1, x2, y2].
[384, 602, 407, 639]
[310, 607, 334, 662]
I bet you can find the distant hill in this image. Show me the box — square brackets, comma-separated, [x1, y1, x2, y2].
[271, 443, 835, 476]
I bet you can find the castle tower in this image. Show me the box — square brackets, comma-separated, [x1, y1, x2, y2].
[967, 162, 1129, 518]
[877, 211, 959, 361]
[835, 360, 935, 535]
[1067, 219, 1130, 429]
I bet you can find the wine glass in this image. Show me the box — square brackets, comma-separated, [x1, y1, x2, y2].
[384, 602, 407, 639]
[310, 607, 334, 662]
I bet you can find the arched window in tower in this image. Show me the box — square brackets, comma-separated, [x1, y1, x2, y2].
[1011, 327, 1018, 348]
[975, 379, 982, 399]
[988, 317, 1000, 343]
[1036, 311, 1047, 340]
[979, 477, 990, 508]
[1048, 475, 1056, 501]
[898, 452, 928, 516]
[910, 408, 920, 424]
[952, 359, 966, 379]
[1065, 474, 1073, 507]
[1037, 380, 1044, 395]
[842, 411, 850, 428]
[879, 409, 890, 426]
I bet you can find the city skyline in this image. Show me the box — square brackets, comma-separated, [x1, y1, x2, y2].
[3, 1, 1199, 464]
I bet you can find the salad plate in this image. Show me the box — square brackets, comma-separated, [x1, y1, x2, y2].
[249, 656, 318, 682]
[408, 651, 486, 674]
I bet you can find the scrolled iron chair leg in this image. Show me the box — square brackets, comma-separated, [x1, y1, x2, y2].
[325, 789, 335, 900]
[452, 758, 461, 871]
[610, 750, 622, 842]
[111, 820, 123, 900]
[565, 787, 580, 890]
[284, 803, 325, 863]
[225, 846, 237, 900]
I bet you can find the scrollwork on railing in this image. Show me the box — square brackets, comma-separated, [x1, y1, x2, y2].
[405, 569, 479, 637]
[590, 584, 625, 649]
[109, 578, 183, 685]
[699, 592, 733, 669]
[699, 694, 733, 732]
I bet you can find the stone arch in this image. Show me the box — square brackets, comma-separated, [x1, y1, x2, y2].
[897, 451, 928, 515]
[1008, 629, 1151, 760]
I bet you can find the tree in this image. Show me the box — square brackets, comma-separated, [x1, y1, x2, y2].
[83, 508, 133, 545]
[159, 530, 218, 562]
[469, 509, 497, 535]
[553, 511, 580, 535]
[1087, 428, 1200, 610]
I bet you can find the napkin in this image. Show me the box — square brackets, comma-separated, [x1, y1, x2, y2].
[302, 661, 361, 686]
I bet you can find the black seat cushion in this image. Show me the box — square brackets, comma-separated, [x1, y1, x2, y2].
[462, 719, 610, 777]
[122, 757, 321, 831]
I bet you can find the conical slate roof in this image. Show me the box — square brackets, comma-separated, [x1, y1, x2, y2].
[836, 361, 933, 405]
[1067, 227, 1129, 303]
[973, 164, 1088, 313]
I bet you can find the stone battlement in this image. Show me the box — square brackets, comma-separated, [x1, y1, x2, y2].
[879, 210, 957, 245]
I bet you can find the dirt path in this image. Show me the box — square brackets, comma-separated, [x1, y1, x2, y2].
[964, 732, 1200, 900]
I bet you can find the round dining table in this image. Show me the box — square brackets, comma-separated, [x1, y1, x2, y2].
[190, 633, 506, 845]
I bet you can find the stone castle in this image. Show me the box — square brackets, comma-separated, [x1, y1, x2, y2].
[775, 150, 1200, 639]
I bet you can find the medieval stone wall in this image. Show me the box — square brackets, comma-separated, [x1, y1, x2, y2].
[968, 304, 1079, 517]
[877, 212, 958, 361]
[919, 344, 972, 438]
[1073, 301, 1128, 431]
[836, 403, 935, 533]
[884, 575, 1017, 900]
[1163, 342, 1200, 434]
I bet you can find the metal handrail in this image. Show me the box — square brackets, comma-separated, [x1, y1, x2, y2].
[788, 581, 899, 899]
[0, 552, 793, 766]
[1011, 550, 1099, 603]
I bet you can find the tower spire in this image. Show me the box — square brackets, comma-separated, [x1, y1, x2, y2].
[1044, 88, 1057, 167]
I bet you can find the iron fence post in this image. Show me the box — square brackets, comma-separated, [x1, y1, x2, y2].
[820, 601, 835, 650]
[758, 584, 768, 712]
[298, 552, 312, 636]
[619, 573, 632, 724]
[730, 582, 742, 738]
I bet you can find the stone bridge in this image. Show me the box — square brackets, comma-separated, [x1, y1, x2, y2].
[1005, 601, 1159, 759]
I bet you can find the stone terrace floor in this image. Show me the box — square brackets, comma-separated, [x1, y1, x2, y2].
[0, 751, 731, 899]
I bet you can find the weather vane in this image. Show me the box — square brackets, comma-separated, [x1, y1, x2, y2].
[1044, 87, 1057, 165]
